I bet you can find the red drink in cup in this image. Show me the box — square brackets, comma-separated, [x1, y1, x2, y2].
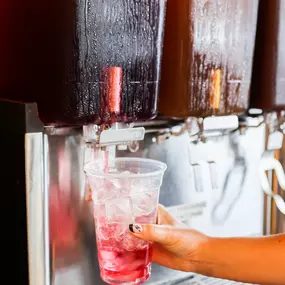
[84, 158, 167, 285]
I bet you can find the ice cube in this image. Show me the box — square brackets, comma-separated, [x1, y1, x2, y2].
[100, 249, 118, 262]
[128, 259, 146, 271]
[111, 170, 132, 190]
[123, 233, 148, 251]
[105, 198, 134, 223]
[100, 250, 123, 271]
[97, 222, 125, 241]
[119, 251, 147, 271]
[131, 190, 158, 218]
[112, 222, 125, 238]
[122, 233, 136, 251]
[93, 203, 105, 216]
[97, 224, 110, 240]
[92, 184, 118, 203]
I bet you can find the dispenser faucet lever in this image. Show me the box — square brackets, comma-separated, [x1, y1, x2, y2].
[83, 124, 145, 146]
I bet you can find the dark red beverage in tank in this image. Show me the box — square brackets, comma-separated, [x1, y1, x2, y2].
[0, 0, 166, 126]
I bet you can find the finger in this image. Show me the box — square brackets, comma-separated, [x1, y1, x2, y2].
[129, 223, 180, 247]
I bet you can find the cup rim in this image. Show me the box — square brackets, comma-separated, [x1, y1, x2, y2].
[84, 157, 167, 179]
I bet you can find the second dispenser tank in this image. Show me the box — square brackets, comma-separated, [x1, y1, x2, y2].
[158, 0, 259, 118]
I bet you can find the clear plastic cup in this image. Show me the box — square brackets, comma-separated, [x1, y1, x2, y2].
[84, 157, 167, 285]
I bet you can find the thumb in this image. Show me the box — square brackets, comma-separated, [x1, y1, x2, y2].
[129, 223, 180, 247]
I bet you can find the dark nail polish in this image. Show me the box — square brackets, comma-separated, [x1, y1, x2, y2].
[129, 224, 134, 233]
[129, 224, 142, 233]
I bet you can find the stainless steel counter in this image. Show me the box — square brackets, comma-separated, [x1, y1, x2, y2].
[167, 275, 257, 285]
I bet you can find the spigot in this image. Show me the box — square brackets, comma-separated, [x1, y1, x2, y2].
[186, 115, 239, 143]
[227, 109, 264, 136]
[83, 123, 145, 148]
[83, 124, 104, 144]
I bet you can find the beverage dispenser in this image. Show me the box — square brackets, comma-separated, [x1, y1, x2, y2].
[0, 1, 268, 285]
[250, 0, 285, 235]
[0, 1, 167, 285]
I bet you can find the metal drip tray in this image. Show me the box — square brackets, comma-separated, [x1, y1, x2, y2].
[182, 275, 256, 285]
[153, 274, 257, 285]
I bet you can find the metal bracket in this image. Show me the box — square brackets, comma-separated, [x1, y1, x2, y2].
[259, 154, 285, 215]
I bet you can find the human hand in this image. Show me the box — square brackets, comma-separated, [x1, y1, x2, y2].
[129, 204, 208, 272]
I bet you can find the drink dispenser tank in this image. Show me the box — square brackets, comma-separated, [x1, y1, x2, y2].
[158, 0, 259, 118]
[250, 0, 285, 110]
[0, 0, 166, 126]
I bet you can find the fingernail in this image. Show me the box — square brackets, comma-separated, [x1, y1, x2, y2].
[129, 224, 143, 233]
